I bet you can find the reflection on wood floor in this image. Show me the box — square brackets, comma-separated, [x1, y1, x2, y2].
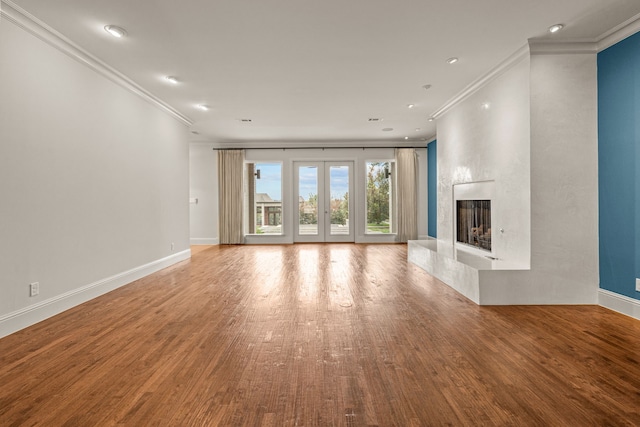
[1, 244, 639, 426]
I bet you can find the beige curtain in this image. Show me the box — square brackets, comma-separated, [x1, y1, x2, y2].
[396, 148, 418, 242]
[218, 149, 245, 244]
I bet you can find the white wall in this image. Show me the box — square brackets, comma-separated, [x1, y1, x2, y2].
[189, 146, 428, 244]
[527, 51, 599, 300]
[437, 55, 531, 266]
[478, 51, 599, 304]
[0, 13, 190, 337]
[189, 143, 219, 244]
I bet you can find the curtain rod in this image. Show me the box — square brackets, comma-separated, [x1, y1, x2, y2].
[211, 146, 426, 151]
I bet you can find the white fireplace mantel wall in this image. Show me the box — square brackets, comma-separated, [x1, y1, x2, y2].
[437, 55, 531, 268]
[418, 44, 599, 305]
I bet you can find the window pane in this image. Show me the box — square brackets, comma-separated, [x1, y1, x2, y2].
[366, 162, 393, 234]
[329, 166, 349, 235]
[298, 166, 318, 235]
[247, 162, 282, 235]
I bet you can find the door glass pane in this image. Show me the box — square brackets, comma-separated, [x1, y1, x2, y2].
[298, 166, 318, 235]
[329, 166, 349, 235]
[366, 161, 393, 234]
[246, 162, 282, 235]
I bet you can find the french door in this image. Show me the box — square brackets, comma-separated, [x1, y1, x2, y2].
[294, 161, 354, 242]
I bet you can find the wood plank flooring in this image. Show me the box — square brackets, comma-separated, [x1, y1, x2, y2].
[1, 244, 639, 426]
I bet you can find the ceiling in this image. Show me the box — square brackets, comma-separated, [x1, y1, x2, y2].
[6, 0, 640, 146]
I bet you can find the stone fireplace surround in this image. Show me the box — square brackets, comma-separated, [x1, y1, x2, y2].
[408, 46, 599, 306]
[408, 179, 531, 305]
[453, 181, 495, 258]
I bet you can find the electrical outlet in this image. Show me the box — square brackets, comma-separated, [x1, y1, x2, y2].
[636, 278, 640, 292]
[29, 282, 39, 297]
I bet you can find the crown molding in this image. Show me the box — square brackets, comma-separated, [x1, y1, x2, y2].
[424, 135, 437, 145]
[431, 44, 529, 119]
[194, 134, 436, 149]
[0, 0, 193, 127]
[597, 12, 640, 51]
[210, 139, 431, 150]
[528, 40, 597, 55]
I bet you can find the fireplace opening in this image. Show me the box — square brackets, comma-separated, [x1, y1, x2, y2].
[456, 200, 491, 252]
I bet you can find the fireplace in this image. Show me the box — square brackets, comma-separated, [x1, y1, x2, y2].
[456, 200, 491, 251]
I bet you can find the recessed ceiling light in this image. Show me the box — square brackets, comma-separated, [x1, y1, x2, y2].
[191, 131, 199, 135]
[196, 104, 210, 111]
[415, 128, 421, 132]
[382, 128, 393, 132]
[238, 118, 252, 123]
[404, 137, 409, 140]
[446, 57, 459, 64]
[428, 117, 435, 122]
[422, 84, 432, 90]
[104, 25, 127, 38]
[368, 118, 383, 122]
[407, 104, 415, 109]
[165, 76, 179, 84]
[549, 24, 564, 34]
[481, 102, 491, 110]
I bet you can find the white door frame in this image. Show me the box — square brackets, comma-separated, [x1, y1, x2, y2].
[294, 161, 354, 242]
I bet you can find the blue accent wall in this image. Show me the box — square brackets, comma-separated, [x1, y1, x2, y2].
[598, 32, 640, 300]
[427, 140, 437, 238]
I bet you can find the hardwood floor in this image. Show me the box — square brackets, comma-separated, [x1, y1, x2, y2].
[1, 244, 639, 426]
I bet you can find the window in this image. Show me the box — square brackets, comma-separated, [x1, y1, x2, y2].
[365, 161, 395, 234]
[245, 162, 282, 235]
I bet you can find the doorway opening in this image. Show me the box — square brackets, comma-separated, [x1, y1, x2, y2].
[294, 161, 354, 242]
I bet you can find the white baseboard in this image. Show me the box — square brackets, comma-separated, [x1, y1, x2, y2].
[599, 289, 640, 321]
[0, 249, 191, 339]
[190, 238, 219, 245]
